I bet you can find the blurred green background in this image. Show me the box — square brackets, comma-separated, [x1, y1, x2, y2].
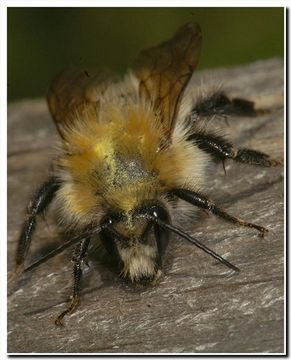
[8, 7, 284, 102]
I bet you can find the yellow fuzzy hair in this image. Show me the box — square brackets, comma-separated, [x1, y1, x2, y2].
[55, 100, 208, 228]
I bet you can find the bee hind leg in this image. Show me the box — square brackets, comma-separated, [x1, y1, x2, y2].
[188, 132, 282, 167]
[55, 237, 90, 327]
[191, 91, 268, 119]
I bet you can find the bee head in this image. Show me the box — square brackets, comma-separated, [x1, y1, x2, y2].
[100, 203, 170, 285]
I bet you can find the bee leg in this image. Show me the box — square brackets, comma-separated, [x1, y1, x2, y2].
[188, 132, 282, 167]
[172, 189, 268, 237]
[13, 177, 60, 277]
[55, 237, 90, 326]
[191, 91, 268, 119]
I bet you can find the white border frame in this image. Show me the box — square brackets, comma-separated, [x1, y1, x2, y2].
[2, 2, 287, 358]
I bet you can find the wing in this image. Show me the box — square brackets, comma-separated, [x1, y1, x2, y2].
[47, 68, 115, 138]
[133, 23, 202, 138]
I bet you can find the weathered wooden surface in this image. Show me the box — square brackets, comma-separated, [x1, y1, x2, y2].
[8, 59, 284, 354]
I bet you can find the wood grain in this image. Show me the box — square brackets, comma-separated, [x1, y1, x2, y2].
[8, 59, 284, 354]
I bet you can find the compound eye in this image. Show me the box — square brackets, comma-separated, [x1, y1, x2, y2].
[101, 211, 123, 228]
[107, 217, 114, 226]
[148, 205, 169, 223]
[148, 205, 171, 264]
[152, 208, 160, 219]
[101, 215, 114, 228]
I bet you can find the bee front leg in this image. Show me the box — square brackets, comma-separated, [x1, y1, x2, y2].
[55, 237, 90, 327]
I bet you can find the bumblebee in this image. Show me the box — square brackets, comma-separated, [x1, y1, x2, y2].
[13, 23, 282, 326]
